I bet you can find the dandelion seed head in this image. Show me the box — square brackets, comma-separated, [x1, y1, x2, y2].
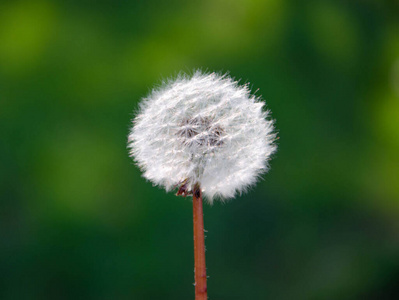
[128, 71, 277, 202]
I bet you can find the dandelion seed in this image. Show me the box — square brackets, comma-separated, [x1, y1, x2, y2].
[128, 71, 277, 202]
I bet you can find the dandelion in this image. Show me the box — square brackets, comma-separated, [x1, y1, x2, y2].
[128, 71, 277, 299]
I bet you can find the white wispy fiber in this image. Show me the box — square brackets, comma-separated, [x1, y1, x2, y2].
[128, 71, 277, 202]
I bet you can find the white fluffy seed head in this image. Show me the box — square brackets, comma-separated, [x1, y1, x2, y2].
[128, 71, 277, 203]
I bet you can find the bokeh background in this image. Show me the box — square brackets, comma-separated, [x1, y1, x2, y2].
[1, 0, 399, 299]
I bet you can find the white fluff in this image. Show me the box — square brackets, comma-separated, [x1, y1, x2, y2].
[128, 71, 277, 202]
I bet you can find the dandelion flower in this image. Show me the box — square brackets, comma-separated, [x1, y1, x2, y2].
[128, 71, 277, 202]
[128, 71, 277, 299]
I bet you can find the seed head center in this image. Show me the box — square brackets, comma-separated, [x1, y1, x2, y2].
[178, 116, 224, 148]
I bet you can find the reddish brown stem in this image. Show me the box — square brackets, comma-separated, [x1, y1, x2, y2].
[193, 184, 207, 300]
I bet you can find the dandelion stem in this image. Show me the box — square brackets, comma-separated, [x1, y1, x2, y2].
[193, 183, 207, 300]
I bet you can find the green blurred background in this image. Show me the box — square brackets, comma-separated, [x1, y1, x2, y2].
[1, 0, 399, 299]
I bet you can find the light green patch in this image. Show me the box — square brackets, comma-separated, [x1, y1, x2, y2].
[306, 1, 360, 65]
[0, 0, 56, 74]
